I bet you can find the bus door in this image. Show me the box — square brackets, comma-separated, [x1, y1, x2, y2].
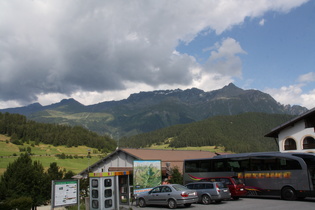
[229, 158, 248, 184]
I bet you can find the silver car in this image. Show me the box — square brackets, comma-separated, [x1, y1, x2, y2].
[136, 184, 198, 209]
[185, 182, 231, 204]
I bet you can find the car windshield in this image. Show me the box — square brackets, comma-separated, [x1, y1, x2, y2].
[233, 177, 243, 185]
[216, 182, 226, 189]
[172, 184, 188, 191]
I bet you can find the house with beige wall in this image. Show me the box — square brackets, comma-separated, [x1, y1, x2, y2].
[77, 148, 218, 178]
[265, 107, 315, 153]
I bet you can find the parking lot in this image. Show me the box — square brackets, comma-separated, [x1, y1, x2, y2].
[125, 197, 315, 210]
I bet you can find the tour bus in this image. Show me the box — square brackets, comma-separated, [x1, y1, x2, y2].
[183, 152, 315, 200]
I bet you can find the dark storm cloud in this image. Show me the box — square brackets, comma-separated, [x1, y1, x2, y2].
[0, 0, 308, 106]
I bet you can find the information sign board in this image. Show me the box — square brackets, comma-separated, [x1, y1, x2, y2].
[52, 180, 79, 208]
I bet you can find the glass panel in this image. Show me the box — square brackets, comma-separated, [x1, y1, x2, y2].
[105, 199, 112, 208]
[92, 200, 99, 209]
[279, 158, 302, 170]
[92, 179, 98, 188]
[105, 189, 112, 198]
[213, 159, 226, 172]
[92, 190, 98, 198]
[284, 138, 297, 150]
[104, 179, 112, 187]
[303, 137, 315, 149]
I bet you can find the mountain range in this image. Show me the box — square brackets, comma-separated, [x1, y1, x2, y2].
[0, 83, 307, 138]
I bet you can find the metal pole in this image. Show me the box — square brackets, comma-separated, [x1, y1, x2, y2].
[77, 179, 80, 210]
[51, 180, 54, 210]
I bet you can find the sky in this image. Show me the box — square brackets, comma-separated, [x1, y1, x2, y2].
[0, 0, 314, 109]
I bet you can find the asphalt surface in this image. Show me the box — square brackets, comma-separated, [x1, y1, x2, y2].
[123, 197, 315, 210]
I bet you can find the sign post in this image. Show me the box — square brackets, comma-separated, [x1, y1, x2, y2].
[51, 179, 79, 210]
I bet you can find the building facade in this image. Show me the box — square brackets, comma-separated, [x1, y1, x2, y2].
[78, 148, 218, 178]
[265, 107, 315, 153]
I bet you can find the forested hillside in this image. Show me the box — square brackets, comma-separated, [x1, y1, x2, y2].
[120, 112, 294, 153]
[0, 112, 116, 152]
[0, 84, 307, 138]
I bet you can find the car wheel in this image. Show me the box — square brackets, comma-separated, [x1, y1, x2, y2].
[138, 198, 146, 207]
[232, 196, 240, 200]
[201, 195, 211, 205]
[168, 199, 177, 209]
[184, 203, 191, 207]
[281, 187, 296, 200]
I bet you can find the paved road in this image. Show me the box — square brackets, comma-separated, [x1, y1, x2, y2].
[123, 197, 315, 210]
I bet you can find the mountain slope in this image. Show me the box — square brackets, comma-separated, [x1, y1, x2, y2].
[120, 112, 294, 153]
[0, 83, 307, 138]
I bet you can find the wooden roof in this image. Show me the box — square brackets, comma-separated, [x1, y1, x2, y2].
[265, 107, 314, 138]
[79, 148, 220, 176]
[121, 148, 218, 172]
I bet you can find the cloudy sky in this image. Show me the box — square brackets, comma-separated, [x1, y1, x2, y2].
[1, 0, 314, 109]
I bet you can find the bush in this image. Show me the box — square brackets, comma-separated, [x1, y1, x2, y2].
[6, 196, 33, 210]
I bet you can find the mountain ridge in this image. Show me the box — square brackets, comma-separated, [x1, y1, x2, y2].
[0, 83, 308, 138]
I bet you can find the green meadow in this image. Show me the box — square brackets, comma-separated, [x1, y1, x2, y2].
[0, 134, 105, 176]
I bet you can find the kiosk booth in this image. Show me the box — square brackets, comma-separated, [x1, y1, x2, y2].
[89, 171, 132, 210]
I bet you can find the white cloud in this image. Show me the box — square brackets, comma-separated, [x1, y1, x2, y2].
[0, 0, 309, 108]
[298, 72, 315, 83]
[301, 89, 315, 109]
[259, 19, 265, 26]
[205, 38, 247, 77]
[265, 83, 315, 109]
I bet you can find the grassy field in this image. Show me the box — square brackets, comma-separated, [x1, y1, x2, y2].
[147, 143, 229, 153]
[0, 134, 231, 176]
[0, 134, 104, 176]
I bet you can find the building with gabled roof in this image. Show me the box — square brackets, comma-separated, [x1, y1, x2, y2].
[265, 107, 315, 153]
[77, 148, 218, 178]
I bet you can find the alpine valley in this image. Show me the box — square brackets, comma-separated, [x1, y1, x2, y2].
[0, 83, 307, 140]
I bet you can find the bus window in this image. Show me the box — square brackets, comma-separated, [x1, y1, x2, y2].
[200, 160, 211, 172]
[185, 161, 198, 172]
[239, 159, 249, 171]
[279, 158, 302, 170]
[250, 158, 264, 171]
[227, 159, 241, 172]
[185, 160, 211, 172]
[213, 159, 226, 172]
[264, 158, 278, 170]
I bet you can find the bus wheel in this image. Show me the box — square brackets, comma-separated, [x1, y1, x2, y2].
[281, 187, 296, 200]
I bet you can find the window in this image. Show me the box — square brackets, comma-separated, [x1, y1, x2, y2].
[92, 179, 98, 188]
[92, 190, 98, 198]
[195, 184, 205, 189]
[303, 136, 315, 149]
[105, 189, 112, 198]
[105, 199, 112, 208]
[151, 187, 161, 193]
[213, 159, 227, 172]
[161, 186, 171, 192]
[185, 161, 198, 172]
[284, 138, 297, 150]
[204, 183, 214, 189]
[279, 158, 302, 170]
[92, 200, 99, 209]
[104, 179, 112, 187]
[185, 160, 211, 172]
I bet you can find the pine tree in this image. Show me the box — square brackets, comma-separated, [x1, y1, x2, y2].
[0, 153, 50, 210]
